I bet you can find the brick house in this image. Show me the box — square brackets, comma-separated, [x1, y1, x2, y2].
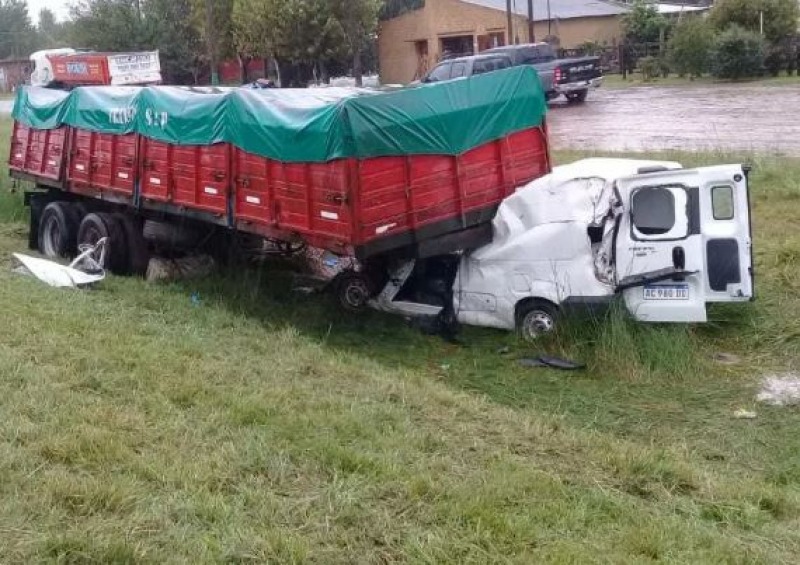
[378, 0, 629, 84]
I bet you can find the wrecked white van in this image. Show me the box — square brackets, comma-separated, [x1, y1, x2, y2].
[370, 158, 754, 340]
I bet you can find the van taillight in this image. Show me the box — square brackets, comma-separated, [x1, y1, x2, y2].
[554, 68, 563, 83]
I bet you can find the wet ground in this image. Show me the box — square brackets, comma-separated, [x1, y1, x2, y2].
[547, 83, 800, 155]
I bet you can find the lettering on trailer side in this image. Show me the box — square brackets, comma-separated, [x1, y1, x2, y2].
[145, 108, 169, 128]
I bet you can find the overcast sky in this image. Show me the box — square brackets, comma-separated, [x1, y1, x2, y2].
[27, 0, 73, 24]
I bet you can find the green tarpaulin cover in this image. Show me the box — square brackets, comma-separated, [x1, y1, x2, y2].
[13, 66, 547, 163]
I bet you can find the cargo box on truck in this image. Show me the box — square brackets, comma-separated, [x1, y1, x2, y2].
[29, 49, 162, 88]
[8, 67, 551, 307]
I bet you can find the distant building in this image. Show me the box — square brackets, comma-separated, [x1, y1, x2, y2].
[378, 0, 629, 84]
[0, 59, 30, 92]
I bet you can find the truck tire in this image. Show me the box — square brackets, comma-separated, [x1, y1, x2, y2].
[38, 201, 81, 259]
[114, 213, 150, 276]
[516, 299, 559, 342]
[143, 220, 202, 251]
[77, 212, 128, 274]
[566, 89, 588, 104]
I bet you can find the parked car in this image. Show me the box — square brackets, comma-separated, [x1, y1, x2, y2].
[485, 42, 603, 103]
[421, 53, 513, 83]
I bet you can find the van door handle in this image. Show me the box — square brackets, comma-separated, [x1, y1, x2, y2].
[672, 246, 686, 271]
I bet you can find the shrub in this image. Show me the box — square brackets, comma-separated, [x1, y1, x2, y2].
[639, 56, 661, 81]
[764, 44, 786, 76]
[710, 0, 799, 44]
[669, 16, 715, 78]
[710, 25, 765, 79]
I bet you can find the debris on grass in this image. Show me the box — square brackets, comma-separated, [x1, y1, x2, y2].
[713, 352, 741, 365]
[11, 238, 107, 288]
[756, 373, 800, 406]
[519, 356, 586, 371]
[733, 409, 757, 419]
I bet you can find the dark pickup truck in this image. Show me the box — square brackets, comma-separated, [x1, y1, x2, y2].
[485, 42, 602, 103]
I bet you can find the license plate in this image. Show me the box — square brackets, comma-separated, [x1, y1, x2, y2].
[643, 284, 689, 301]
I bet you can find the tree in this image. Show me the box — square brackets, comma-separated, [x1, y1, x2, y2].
[380, 0, 423, 20]
[190, 0, 234, 84]
[145, 0, 204, 84]
[0, 0, 37, 59]
[710, 24, 765, 79]
[710, 0, 799, 44]
[669, 16, 714, 78]
[69, 0, 152, 52]
[233, 0, 345, 86]
[622, 0, 669, 44]
[37, 7, 70, 49]
[326, 0, 381, 86]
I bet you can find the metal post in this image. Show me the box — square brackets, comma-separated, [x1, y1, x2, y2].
[528, 0, 535, 43]
[206, 0, 219, 86]
[506, 0, 513, 47]
[547, 0, 552, 36]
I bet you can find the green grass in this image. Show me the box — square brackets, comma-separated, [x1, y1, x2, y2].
[1, 117, 800, 562]
[604, 72, 800, 89]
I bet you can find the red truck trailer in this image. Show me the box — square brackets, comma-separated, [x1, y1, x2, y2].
[8, 67, 550, 307]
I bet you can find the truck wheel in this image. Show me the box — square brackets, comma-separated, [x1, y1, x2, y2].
[516, 300, 559, 342]
[566, 90, 588, 104]
[38, 202, 81, 259]
[77, 212, 128, 274]
[114, 213, 150, 276]
[336, 273, 373, 311]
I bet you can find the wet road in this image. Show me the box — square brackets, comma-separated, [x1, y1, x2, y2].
[547, 84, 800, 154]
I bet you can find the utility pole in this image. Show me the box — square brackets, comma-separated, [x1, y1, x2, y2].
[206, 0, 219, 86]
[506, 0, 513, 47]
[528, 0, 535, 43]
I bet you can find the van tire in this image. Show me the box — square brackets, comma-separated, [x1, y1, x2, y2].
[38, 201, 81, 259]
[516, 299, 559, 342]
[336, 272, 374, 311]
[77, 212, 128, 274]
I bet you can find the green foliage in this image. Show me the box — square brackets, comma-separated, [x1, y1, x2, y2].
[146, 0, 204, 84]
[326, 0, 382, 84]
[622, 0, 669, 44]
[0, 0, 37, 59]
[37, 8, 70, 49]
[69, 0, 204, 84]
[710, 0, 799, 43]
[380, 0, 423, 20]
[669, 16, 715, 78]
[710, 25, 766, 79]
[638, 55, 661, 81]
[69, 0, 152, 52]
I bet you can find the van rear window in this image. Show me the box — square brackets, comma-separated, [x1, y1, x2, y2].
[632, 187, 676, 235]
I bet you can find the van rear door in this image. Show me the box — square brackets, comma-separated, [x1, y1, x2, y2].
[614, 165, 753, 322]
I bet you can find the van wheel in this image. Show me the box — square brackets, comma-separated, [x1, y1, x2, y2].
[516, 300, 558, 342]
[77, 213, 128, 274]
[38, 202, 81, 259]
[566, 89, 588, 104]
[336, 273, 373, 311]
